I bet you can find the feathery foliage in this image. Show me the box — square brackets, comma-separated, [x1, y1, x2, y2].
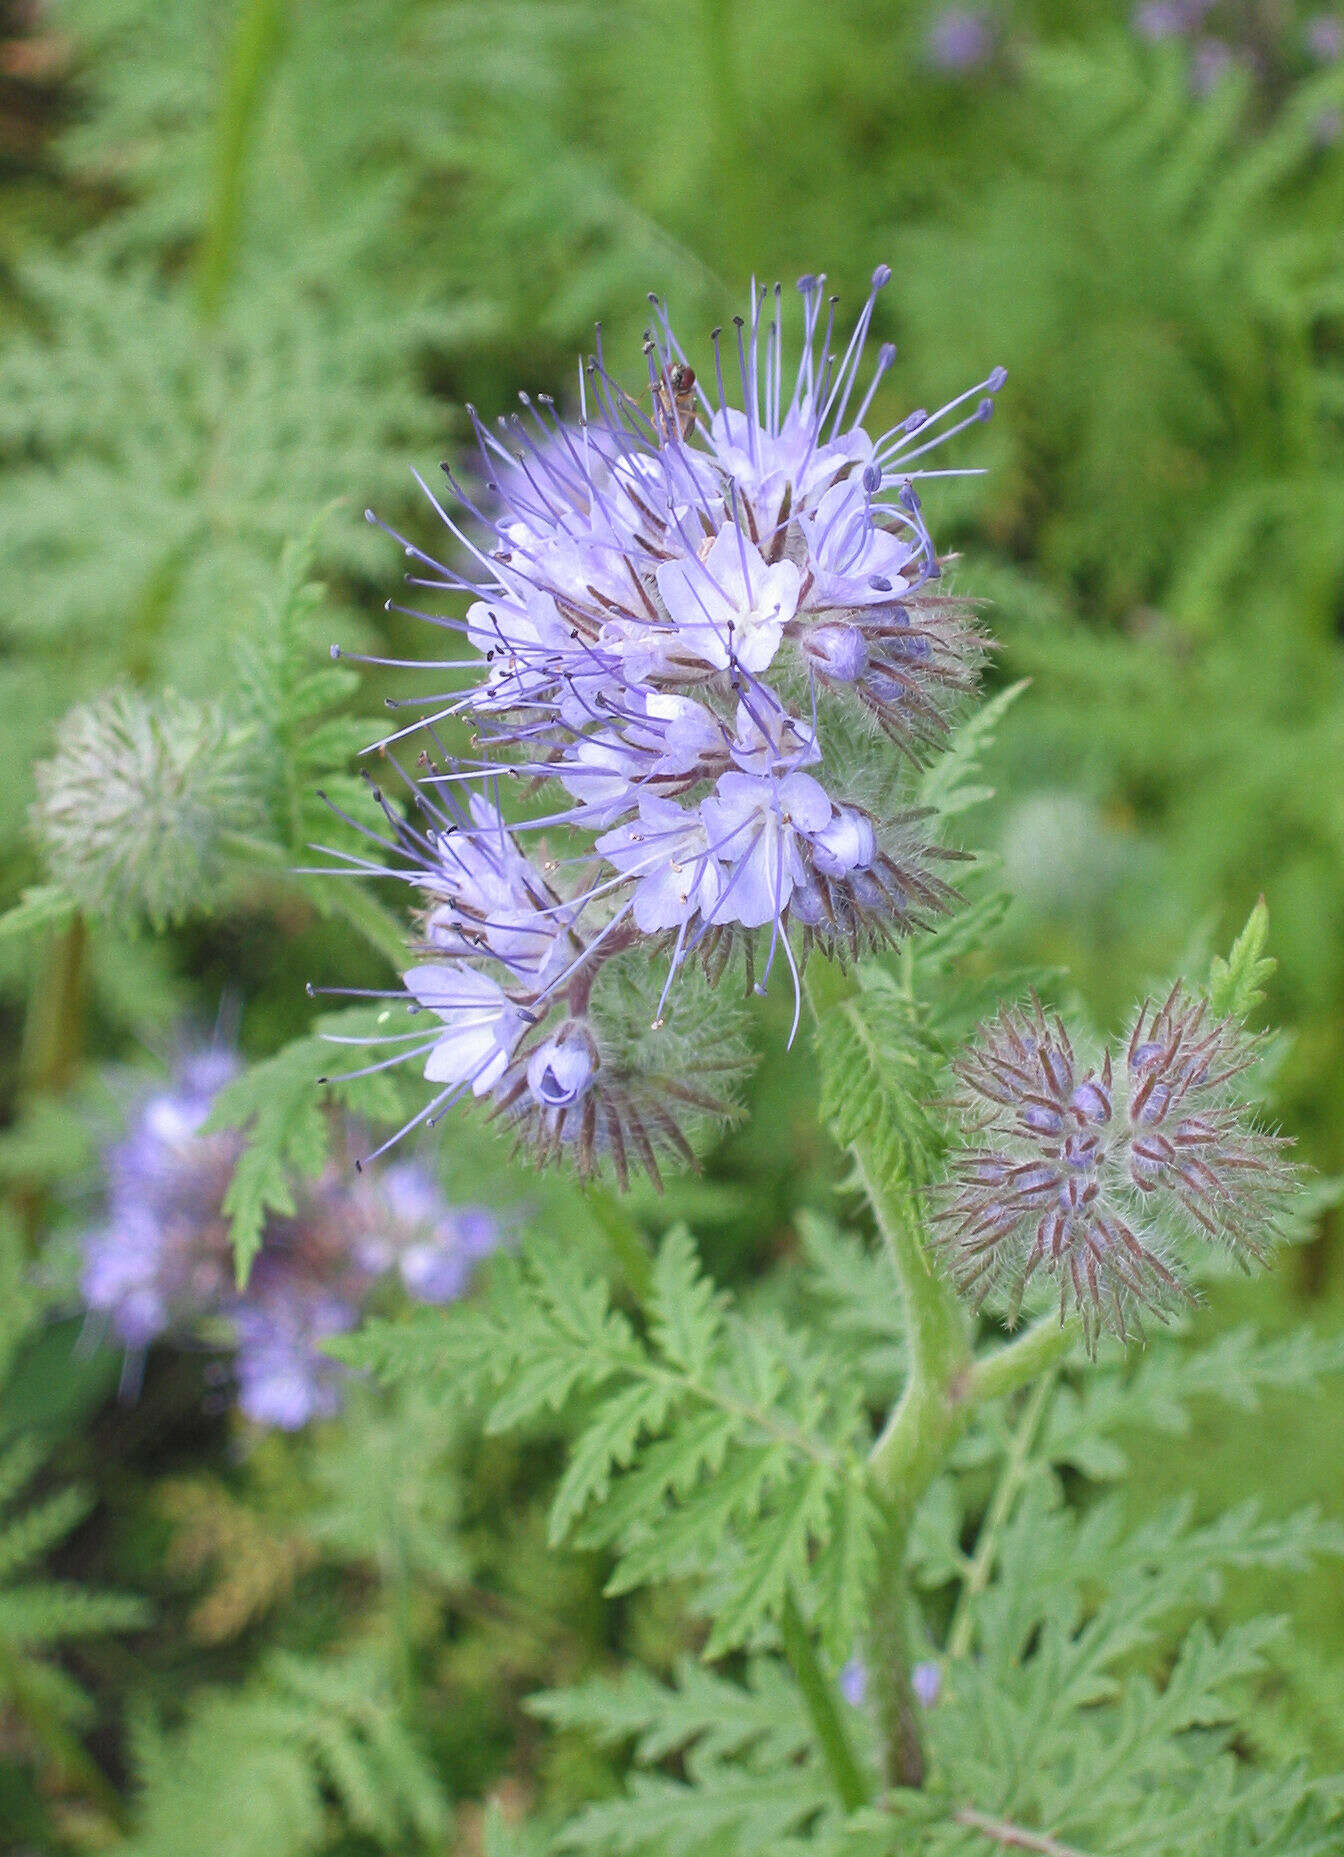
[2, 0, 1343, 1847]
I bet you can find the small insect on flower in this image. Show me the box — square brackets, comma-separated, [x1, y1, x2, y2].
[937, 986, 1294, 1351]
[651, 356, 698, 444]
[328, 268, 1004, 1180]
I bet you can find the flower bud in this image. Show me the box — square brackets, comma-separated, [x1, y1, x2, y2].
[31, 689, 261, 928]
[811, 808, 876, 878]
[526, 1026, 597, 1109]
[802, 623, 869, 684]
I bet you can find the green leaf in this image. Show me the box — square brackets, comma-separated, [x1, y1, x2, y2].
[204, 1007, 410, 1281]
[814, 962, 942, 1194]
[647, 1226, 724, 1379]
[812, 1467, 882, 1663]
[0, 885, 77, 942]
[918, 679, 1028, 818]
[549, 1381, 674, 1546]
[529, 1657, 812, 1766]
[705, 1461, 837, 1659]
[1208, 896, 1276, 1019]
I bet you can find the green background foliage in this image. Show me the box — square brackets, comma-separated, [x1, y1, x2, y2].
[1, 0, 1342, 1848]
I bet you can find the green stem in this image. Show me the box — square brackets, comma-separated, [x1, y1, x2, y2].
[866, 1509, 928, 1790]
[12, 914, 87, 1245]
[18, 913, 86, 1099]
[946, 1370, 1057, 1661]
[805, 958, 970, 1790]
[862, 1139, 972, 1514]
[778, 1593, 873, 1813]
[195, 0, 287, 323]
[968, 1312, 1078, 1405]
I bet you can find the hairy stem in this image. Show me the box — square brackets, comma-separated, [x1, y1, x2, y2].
[861, 1138, 972, 1513]
[968, 1311, 1078, 1404]
[866, 1513, 928, 1790]
[806, 956, 970, 1790]
[778, 1593, 873, 1812]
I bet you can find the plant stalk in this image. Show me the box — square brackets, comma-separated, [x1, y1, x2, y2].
[778, 1593, 873, 1812]
[946, 1369, 1057, 1661]
[805, 957, 971, 1790]
[195, 0, 287, 323]
[968, 1311, 1077, 1404]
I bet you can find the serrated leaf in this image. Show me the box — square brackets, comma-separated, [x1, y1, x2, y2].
[812, 1467, 882, 1661]
[918, 679, 1028, 818]
[550, 1381, 674, 1545]
[705, 1461, 837, 1658]
[814, 963, 942, 1194]
[204, 1007, 411, 1281]
[648, 1226, 724, 1378]
[1208, 897, 1276, 1019]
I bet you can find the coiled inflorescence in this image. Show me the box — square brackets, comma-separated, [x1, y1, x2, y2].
[327, 269, 1004, 1180]
[32, 689, 261, 928]
[938, 985, 1293, 1348]
[79, 1047, 500, 1427]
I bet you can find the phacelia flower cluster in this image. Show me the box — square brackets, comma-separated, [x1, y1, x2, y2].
[79, 1047, 500, 1427]
[331, 270, 1003, 1180]
[1134, 0, 1344, 126]
[938, 986, 1293, 1348]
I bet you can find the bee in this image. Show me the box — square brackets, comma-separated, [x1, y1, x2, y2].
[651, 359, 698, 445]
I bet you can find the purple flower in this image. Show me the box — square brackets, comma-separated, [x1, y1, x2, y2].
[912, 1661, 943, 1707]
[527, 1026, 598, 1109]
[655, 524, 801, 674]
[1133, 0, 1212, 41]
[1305, 14, 1344, 62]
[938, 987, 1293, 1349]
[334, 269, 1001, 1179]
[81, 1048, 242, 1347]
[232, 1285, 354, 1430]
[924, 6, 998, 72]
[840, 1658, 868, 1707]
[405, 964, 529, 1094]
[596, 797, 727, 934]
[77, 1047, 502, 1423]
[1190, 36, 1237, 92]
[700, 769, 833, 930]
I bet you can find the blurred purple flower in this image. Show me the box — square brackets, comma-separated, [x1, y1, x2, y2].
[1133, 0, 1214, 40]
[78, 1048, 502, 1425]
[1190, 36, 1238, 91]
[924, 6, 998, 72]
[1305, 14, 1344, 61]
